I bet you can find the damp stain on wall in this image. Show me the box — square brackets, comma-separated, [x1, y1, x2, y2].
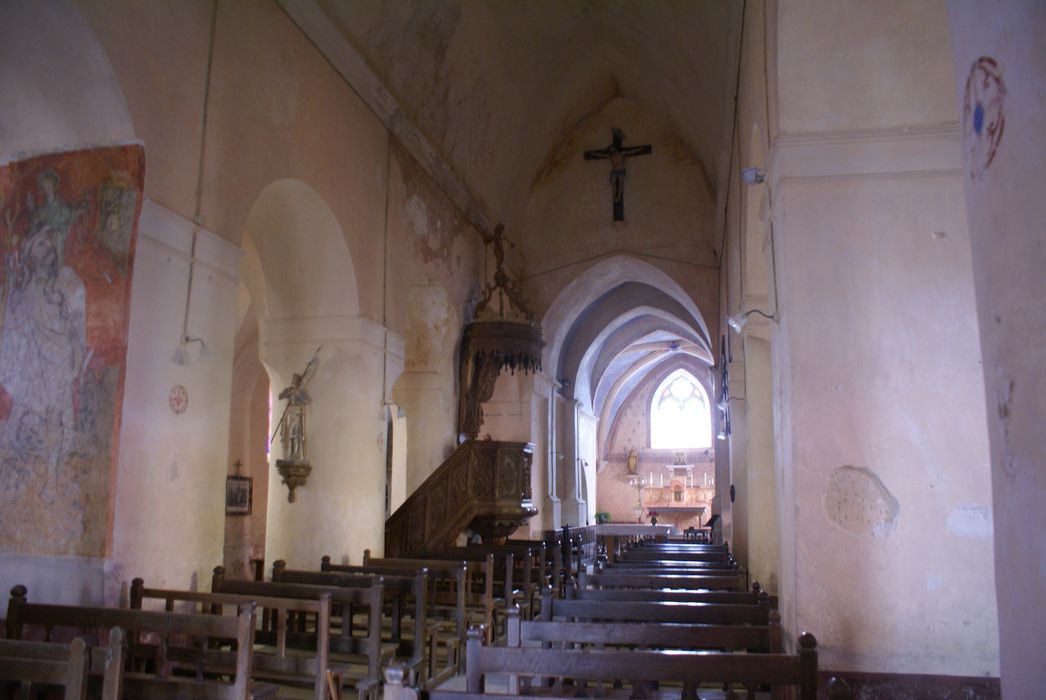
[823, 465, 899, 538]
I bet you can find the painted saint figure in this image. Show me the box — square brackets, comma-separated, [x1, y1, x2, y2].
[0, 225, 87, 474]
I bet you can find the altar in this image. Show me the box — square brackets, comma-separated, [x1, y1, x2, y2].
[639, 462, 714, 531]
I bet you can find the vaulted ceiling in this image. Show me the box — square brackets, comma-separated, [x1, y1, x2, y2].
[283, 0, 738, 435]
[286, 0, 741, 238]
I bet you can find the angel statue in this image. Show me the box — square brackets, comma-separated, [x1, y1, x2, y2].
[272, 346, 321, 464]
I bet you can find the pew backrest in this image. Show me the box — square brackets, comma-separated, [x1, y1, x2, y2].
[0, 630, 123, 700]
[402, 626, 819, 700]
[542, 588, 771, 626]
[210, 571, 386, 687]
[7, 586, 259, 700]
[130, 580, 333, 700]
[579, 569, 747, 591]
[507, 607, 780, 653]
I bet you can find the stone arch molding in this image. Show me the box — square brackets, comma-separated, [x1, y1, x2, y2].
[540, 255, 712, 377]
[243, 179, 360, 328]
[241, 177, 403, 423]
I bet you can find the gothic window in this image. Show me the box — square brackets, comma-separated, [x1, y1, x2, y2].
[650, 369, 712, 449]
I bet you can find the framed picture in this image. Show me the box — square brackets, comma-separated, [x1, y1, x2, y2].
[226, 475, 253, 516]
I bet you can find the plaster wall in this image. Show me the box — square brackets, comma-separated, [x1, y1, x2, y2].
[947, 2, 1046, 693]
[109, 202, 240, 600]
[521, 98, 719, 336]
[386, 140, 484, 492]
[223, 330, 269, 580]
[743, 335, 778, 593]
[578, 410, 598, 526]
[76, 0, 211, 216]
[0, 2, 239, 605]
[776, 0, 956, 135]
[772, 172, 998, 675]
[0, 0, 134, 163]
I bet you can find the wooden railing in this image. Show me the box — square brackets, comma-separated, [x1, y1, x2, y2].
[385, 440, 537, 556]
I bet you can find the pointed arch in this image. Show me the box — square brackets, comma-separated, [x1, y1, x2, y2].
[539, 255, 712, 377]
[650, 368, 712, 449]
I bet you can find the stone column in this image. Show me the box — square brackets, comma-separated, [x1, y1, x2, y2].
[261, 316, 401, 567]
[949, 3, 1046, 692]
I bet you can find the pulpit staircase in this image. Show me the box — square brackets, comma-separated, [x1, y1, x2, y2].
[384, 440, 537, 556]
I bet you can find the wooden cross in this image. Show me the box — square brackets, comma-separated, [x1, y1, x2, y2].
[584, 128, 652, 222]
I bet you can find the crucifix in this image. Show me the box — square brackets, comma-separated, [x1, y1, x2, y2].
[584, 128, 652, 222]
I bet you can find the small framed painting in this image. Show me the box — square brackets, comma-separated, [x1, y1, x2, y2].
[225, 475, 253, 516]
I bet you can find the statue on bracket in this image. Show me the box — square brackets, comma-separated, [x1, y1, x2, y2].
[272, 345, 321, 502]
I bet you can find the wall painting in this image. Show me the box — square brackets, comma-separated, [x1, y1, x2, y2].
[0, 146, 144, 556]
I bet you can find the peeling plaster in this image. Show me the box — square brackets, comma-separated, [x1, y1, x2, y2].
[823, 465, 899, 538]
[994, 369, 1017, 477]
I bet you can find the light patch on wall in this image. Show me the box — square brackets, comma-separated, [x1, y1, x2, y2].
[405, 285, 454, 373]
[925, 573, 943, 592]
[946, 505, 993, 540]
[823, 465, 899, 537]
[405, 195, 430, 239]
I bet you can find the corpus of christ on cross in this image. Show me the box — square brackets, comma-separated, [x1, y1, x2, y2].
[584, 127, 652, 222]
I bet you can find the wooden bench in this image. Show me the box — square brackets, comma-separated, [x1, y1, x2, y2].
[541, 589, 772, 627]
[129, 579, 344, 700]
[326, 556, 468, 687]
[211, 572, 385, 699]
[386, 626, 820, 700]
[416, 550, 520, 624]
[6, 585, 272, 699]
[458, 543, 548, 614]
[504, 538, 563, 594]
[570, 583, 779, 609]
[509, 605, 781, 654]
[578, 569, 748, 592]
[0, 627, 124, 699]
[271, 563, 430, 688]
[368, 548, 497, 640]
[616, 549, 734, 564]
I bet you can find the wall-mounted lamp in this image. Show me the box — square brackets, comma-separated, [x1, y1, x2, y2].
[741, 167, 765, 185]
[172, 335, 213, 365]
[727, 309, 776, 333]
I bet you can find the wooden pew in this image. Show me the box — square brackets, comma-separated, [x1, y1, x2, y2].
[616, 549, 733, 564]
[370, 548, 495, 640]
[461, 544, 543, 616]
[6, 586, 272, 699]
[505, 538, 563, 593]
[326, 555, 468, 687]
[416, 550, 517, 624]
[386, 626, 820, 700]
[569, 581, 776, 608]
[271, 563, 429, 688]
[129, 579, 343, 700]
[610, 555, 737, 568]
[0, 627, 124, 700]
[509, 605, 782, 654]
[211, 572, 385, 699]
[578, 568, 748, 592]
[541, 588, 773, 626]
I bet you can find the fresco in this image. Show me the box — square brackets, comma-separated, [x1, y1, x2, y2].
[0, 146, 144, 556]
